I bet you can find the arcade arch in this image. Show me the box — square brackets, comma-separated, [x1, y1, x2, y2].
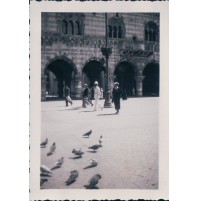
[45, 58, 77, 98]
[114, 61, 136, 97]
[143, 62, 159, 96]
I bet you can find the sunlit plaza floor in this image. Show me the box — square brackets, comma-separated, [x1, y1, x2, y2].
[41, 97, 159, 189]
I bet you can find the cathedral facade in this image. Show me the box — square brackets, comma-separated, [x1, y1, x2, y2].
[41, 12, 159, 100]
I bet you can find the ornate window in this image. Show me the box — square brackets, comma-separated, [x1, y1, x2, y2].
[57, 13, 85, 36]
[68, 20, 74, 35]
[108, 14, 125, 39]
[75, 21, 81, 35]
[145, 21, 159, 42]
[62, 20, 67, 34]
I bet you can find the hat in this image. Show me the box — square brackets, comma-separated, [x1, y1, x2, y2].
[114, 82, 119, 85]
[94, 81, 98, 85]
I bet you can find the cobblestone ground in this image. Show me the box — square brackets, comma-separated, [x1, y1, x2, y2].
[41, 98, 159, 189]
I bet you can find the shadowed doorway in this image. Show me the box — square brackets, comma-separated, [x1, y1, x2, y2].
[114, 61, 136, 97]
[46, 59, 75, 98]
[83, 60, 105, 89]
[143, 62, 159, 96]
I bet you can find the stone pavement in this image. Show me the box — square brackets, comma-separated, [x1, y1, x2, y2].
[41, 98, 159, 189]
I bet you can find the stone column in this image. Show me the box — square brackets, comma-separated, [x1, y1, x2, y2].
[134, 63, 145, 96]
[134, 75, 145, 96]
[41, 75, 47, 101]
[74, 73, 83, 99]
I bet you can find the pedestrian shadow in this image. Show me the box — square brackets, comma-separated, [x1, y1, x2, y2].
[67, 106, 82, 111]
[57, 107, 82, 111]
[97, 113, 116, 116]
[79, 110, 95, 113]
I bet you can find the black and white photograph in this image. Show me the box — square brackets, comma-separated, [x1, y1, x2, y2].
[40, 12, 160, 190]
[30, 1, 168, 200]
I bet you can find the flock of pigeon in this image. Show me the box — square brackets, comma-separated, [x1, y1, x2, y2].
[40, 130, 103, 189]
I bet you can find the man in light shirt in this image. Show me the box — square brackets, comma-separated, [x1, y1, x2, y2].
[93, 81, 103, 111]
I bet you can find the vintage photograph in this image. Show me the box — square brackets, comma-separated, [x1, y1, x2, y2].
[40, 12, 160, 189]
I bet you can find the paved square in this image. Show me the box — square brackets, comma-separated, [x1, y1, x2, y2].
[41, 98, 159, 189]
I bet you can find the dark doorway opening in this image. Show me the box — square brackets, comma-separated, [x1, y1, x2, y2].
[114, 61, 136, 97]
[143, 62, 159, 96]
[46, 59, 74, 98]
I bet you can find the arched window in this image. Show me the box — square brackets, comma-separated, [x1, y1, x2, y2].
[145, 30, 148, 41]
[145, 21, 159, 42]
[68, 20, 74, 35]
[62, 20, 67, 34]
[108, 14, 125, 39]
[153, 31, 156, 42]
[118, 26, 122, 38]
[113, 26, 117, 38]
[149, 30, 152, 41]
[108, 25, 112, 38]
[57, 13, 85, 36]
[75, 21, 81, 35]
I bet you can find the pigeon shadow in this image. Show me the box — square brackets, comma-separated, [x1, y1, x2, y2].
[51, 166, 61, 171]
[83, 164, 97, 169]
[47, 152, 53, 157]
[40, 146, 47, 148]
[82, 136, 90, 138]
[40, 173, 52, 177]
[65, 180, 76, 186]
[84, 185, 99, 189]
[97, 113, 116, 116]
[87, 150, 97, 153]
[69, 156, 82, 159]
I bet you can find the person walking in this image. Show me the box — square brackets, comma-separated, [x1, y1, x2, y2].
[112, 82, 122, 114]
[82, 84, 93, 108]
[93, 81, 103, 111]
[65, 85, 73, 106]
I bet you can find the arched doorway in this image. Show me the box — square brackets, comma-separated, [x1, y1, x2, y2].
[82, 60, 105, 89]
[114, 61, 136, 97]
[45, 59, 76, 98]
[143, 62, 159, 96]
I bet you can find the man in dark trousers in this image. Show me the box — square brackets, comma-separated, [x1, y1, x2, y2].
[65, 85, 73, 106]
[82, 84, 93, 108]
[112, 82, 123, 114]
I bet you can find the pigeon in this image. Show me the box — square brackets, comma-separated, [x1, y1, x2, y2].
[89, 159, 98, 166]
[40, 178, 48, 186]
[65, 170, 79, 185]
[47, 142, 56, 156]
[51, 157, 64, 170]
[99, 135, 103, 145]
[84, 174, 102, 189]
[88, 144, 102, 152]
[72, 149, 84, 157]
[40, 165, 53, 176]
[40, 138, 48, 148]
[83, 130, 92, 137]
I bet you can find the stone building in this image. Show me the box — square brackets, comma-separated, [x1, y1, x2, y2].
[41, 12, 159, 101]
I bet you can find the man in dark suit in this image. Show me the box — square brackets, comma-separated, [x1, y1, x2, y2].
[82, 84, 93, 108]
